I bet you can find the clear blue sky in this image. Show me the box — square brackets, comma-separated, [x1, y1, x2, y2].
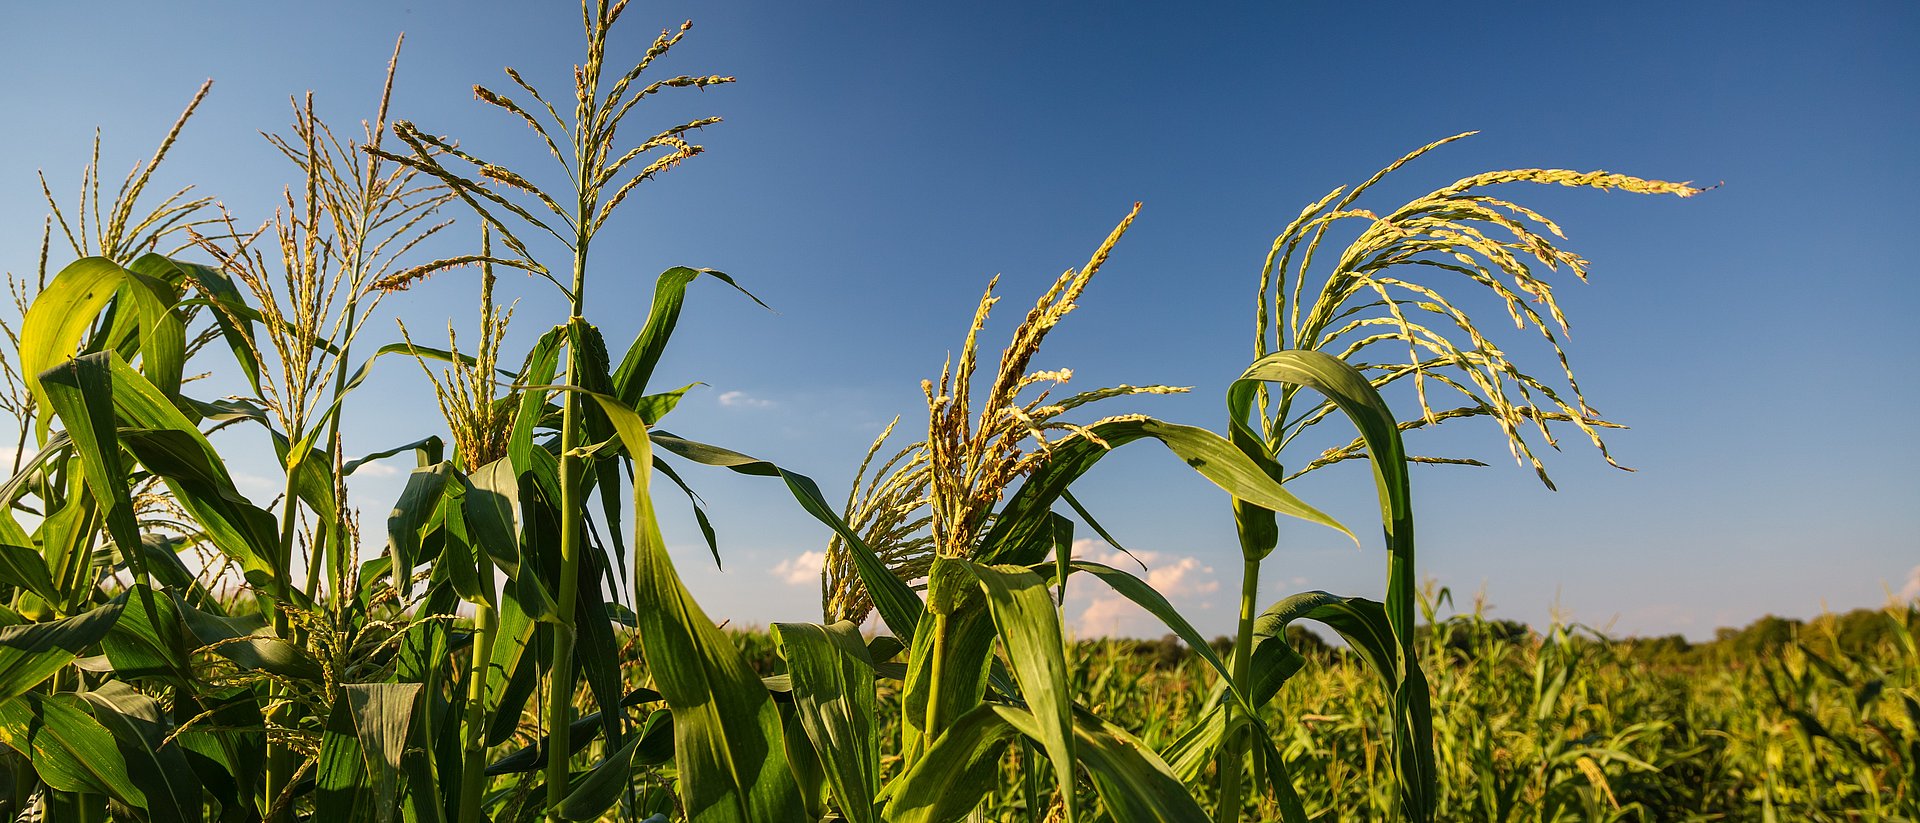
[2, 1, 1914, 640]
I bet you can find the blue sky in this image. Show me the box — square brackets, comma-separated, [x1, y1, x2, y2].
[2, 1, 1915, 639]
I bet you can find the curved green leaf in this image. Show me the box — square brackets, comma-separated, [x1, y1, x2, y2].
[577, 390, 805, 822]
[0, 692, 144, 805]
[883, 703, 1021, 823]
[648, 430, 923, 643]
[80, 681, 203, 823]
[612, 267, 768, 406]
[995, 705, 1211, 823]
[22, 258, 138, 443]
[980, 417, 1351, 567]
[0, 601, 123, 701]
[772, 620, 879, 823]
[965, 562, 1077, 822]
[1231, 349, 1434, 820]
[557, 734, 644, 821]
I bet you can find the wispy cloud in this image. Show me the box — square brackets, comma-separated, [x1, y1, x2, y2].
[772, 550, 825, 586]
[1069, 538, 1221, 638]
[718, 390, 774, 409]
[232, 472, 280, 493]
[1901, 564, 1920, 601]
[351, 461, 402, 478]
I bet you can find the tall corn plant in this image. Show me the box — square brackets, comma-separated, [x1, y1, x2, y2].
[182, 45, 464, 817]
[363, 2, 759, 819]
[781, 206, 1356, 823]
[1202, 135, 1700, 822]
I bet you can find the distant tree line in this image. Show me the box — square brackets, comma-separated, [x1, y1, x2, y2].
[1089, 603, 1920, 671]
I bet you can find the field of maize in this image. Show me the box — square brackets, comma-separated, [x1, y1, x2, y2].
[0, 3, 1914, 822]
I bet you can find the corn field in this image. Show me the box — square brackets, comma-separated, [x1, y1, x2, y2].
[0, 3, 1913, 823]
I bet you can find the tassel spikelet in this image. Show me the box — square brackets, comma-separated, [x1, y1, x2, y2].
[1254, 133, 1701, 489]
[823, 203, 1191, 622]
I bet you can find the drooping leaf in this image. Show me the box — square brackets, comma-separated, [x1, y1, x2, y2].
[22, 257, 178, 443]
[577, 390, 805, 822]
[344, 435, 446, 477]
[1231, 349, 1434, 819]
[648, 430, 923, 643]
[996, 705, 1210, 823]
[93, 354, 282, 586]
[0, 600, 123, 701]
[980, 417, 1351, 568]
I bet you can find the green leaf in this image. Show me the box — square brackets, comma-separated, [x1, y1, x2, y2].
[635, 383, 697, 425]
[150, 255, 263, 393]
[92, 353, 282, 586]
[979, 417, 1351, 567]
[575, 390, 805, 822]
[174, 593, 324, 682]
[463, 457, 522, 578]
[1231, 350, 1434, 820]
[901, 560, 994, 761]
[39, 353, 145, 581]
[80, 681, 204, 823]
[509, 325, 566, 477]
[344, 435, 446, 477]
[771, 621, 880, 823]
[965, 563, 1077, 822]
[557, 734, 644, 821]
[995, 705, 1210, 823]
[101, 582, 191, 686]
[318, 684, 424, 823]
[0, 601, 123, 701]
[484, 591, 542, 748]
[648, 430, 923, 643]
[170, 688, 264, 816]
[0, 692, 144, 805]
[388, 462, 455, 597]
[0, 542, 58, 603]
[21, 257, 165, 443]
[883, 703, 1021, 823]
[611, 267, 768, 406]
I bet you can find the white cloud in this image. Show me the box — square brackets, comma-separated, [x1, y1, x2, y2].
[718, 390, 774, 409]
[352, 461, 402, 477]
[772, 550, 825, 586]
[232, 472, 279, 493]
[1901, 564, 1920, 601]
[1068, 538, 1220, 638]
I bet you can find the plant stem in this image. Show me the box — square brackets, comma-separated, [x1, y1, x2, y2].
[308, 297, 360, 603]
[264, 469, 302, 823]
[924, 610, 951, 753]
[545, 247, 589, 817]
[1216, 557, 1261, 822]
[460, 574, 499, 823]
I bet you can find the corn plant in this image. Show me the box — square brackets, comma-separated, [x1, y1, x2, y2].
[1189, 136, 1703, 822]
